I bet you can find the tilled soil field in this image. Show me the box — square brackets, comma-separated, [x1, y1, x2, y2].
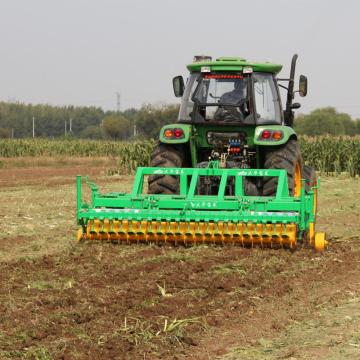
[0, 163, 360, 359]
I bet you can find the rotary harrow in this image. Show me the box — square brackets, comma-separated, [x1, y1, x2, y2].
[76, 54, 327, 251]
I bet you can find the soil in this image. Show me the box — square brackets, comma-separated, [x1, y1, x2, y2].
[0, 157, 120, 187]
[0, 165, 109, 187]
[0, 163, 360, 359]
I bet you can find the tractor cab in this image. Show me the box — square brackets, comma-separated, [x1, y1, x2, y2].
[177, 70, 282, 125]
[173, 56, 307, 126]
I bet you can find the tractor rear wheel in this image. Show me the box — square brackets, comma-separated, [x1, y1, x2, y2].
[148, 142, 186, 194]
[303, 165, 316, 192]
[263, 139, 303, 197]
[303, 164, 317, 213]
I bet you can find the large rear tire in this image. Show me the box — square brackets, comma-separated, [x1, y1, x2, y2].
[303, 164, 317, 214]
[303, 165, 316, 192]
[148, 142, 185, 194]
[263, 139, 303, 197]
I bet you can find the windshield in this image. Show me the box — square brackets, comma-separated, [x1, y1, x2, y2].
[178, 72, 282, 124]
[253, 73, 282, 124]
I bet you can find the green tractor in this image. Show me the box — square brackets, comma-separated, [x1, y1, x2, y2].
[76, 55, 327, 251]
[149, 54, 310, 198]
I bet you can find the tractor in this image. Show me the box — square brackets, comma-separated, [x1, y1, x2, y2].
[76, 55, 326, 251]
[149, 54, 310, 198]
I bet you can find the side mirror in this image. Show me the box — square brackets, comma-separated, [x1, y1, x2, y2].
[291, 102, 301, 109]
[299, 75, 308, 97]
[173, 76, 184, 98]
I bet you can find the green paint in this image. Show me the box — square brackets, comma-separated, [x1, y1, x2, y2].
[187, 57, 282, 74]
[189, 136, 198, 167]
[159, 123, 192, 143]
[76, 55, 313, 246]
[77, 166, 317, 238]
[254, 125, 297, 146]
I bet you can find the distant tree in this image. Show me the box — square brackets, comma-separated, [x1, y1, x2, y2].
[134, 104, 180, 139]
[102, 114, 131, 140]
[295, 107, 359, 136]
[0, 101, 184, 139]
[80, 125, 104, 139]
[0, 127, 11, 138]
[356, 119, 360, 134]
[0, 101, 105, 138]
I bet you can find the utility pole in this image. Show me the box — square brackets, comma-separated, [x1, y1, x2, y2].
[133, 124, 137, 137]
[11, 128, 14, 138]
[65, 119, 67, 136]
[69, 118, 73, 133]
[116, 92, 121, 112]
[32, 116, 35, 138]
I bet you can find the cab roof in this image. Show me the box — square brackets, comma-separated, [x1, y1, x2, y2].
[187, 56, 283, 74]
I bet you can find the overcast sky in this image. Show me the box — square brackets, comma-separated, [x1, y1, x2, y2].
[0, 0, 359, 117]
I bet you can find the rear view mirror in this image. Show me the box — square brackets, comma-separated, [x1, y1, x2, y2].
[299, 75, 308, 97]
[173, 76, 184, 98]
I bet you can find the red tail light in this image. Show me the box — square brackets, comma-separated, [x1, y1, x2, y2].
[261, 130, 271, 139]
[174, 129, 184, 138]
[259, 129, 283, 141]
[163, 128, 184, 139]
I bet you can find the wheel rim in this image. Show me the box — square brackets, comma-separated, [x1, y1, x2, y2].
[294, 161, 302, 197]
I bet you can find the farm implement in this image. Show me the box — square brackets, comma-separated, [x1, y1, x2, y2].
[77, 164, 326, 251]
[76, 54, 327, 251]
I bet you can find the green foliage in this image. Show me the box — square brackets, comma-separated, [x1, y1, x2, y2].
[1, 136, 359, 176]
[25, 346, 52, 360]
[1, 101, 359, 140]
[0, 101, 179, 140]
[0, 127, 11, 138]
[0, 101, 105, 138]
[0, 139, 154, 172]
[80, 125, 105, 139]
[102, 114, 131, 140]
[295, 107, 360, 136]
[299, 135, 360, 177]
[134, 104, 180, 139]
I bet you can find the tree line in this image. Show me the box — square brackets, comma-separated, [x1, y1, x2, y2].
[0, 101, 359, 139]
[0, 101, 179, 140]
[294, 107, 360, 135]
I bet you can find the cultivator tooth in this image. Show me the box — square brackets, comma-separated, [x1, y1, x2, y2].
[78, 220, 298, 248]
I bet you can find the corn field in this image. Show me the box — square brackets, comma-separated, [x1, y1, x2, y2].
[0, 136, 359, 176]
[0, 139, 154, 173]
[299, 136, 360, 177]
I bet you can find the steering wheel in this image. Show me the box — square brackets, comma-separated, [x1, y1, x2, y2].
[214, 98, 248, 122]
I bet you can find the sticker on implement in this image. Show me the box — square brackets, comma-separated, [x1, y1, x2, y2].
[250, 211, 297, 217]
[190, 201, 217, 208]
[237, 170, 269, 176]
[153, 168, 184, 175]
[94, 209, 141, 214]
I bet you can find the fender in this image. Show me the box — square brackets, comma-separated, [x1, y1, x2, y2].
[254, 125, 297, 146]
[159, 124, 192, 144]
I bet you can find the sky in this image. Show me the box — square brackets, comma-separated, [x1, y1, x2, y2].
[0, 0, 360, 117]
